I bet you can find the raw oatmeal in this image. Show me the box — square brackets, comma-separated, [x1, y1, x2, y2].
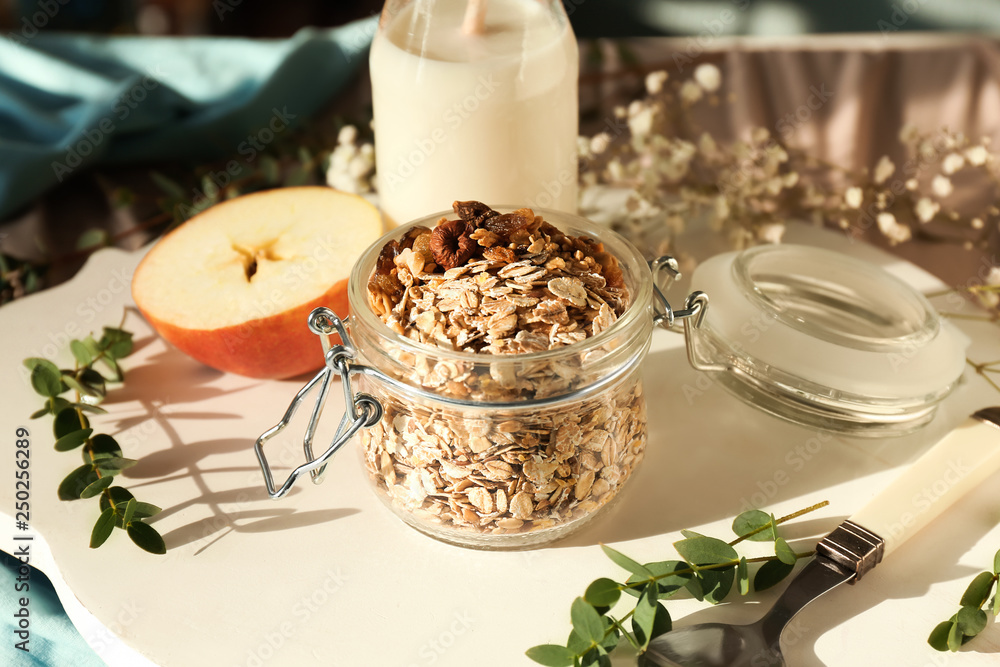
[360, 202, 647, 540]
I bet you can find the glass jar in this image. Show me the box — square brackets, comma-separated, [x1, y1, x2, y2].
[347, 208, 652, 548]
[370, 0, 579, 226]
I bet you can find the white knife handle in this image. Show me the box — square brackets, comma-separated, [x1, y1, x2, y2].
[850, 409, 1000, 558]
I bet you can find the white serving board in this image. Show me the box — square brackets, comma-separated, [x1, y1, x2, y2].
[1, 224, 998, 667]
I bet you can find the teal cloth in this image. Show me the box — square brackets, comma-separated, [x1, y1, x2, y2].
[0, 18, 376, 219]
[1, 549, 105, 667]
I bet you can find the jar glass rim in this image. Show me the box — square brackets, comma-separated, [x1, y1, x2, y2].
[732, 244, 940, 352]
[348, 206, 653, 364]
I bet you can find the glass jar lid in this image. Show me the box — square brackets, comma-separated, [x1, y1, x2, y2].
[686, 245, 968, 436]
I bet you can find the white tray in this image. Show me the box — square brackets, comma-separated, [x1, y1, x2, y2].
[2, 223, 999, 666]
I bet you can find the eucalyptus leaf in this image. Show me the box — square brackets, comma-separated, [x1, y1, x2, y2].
[100, 327, 134, 359]
[637, 560, 692, 598]
[754, 559, 795, 592]
[584, 578, 621, 608]
[30, 407, 49, 419]
[90, 507, 116, 549]
[121, 498, 137, 526]
[598, 617, 619, 652]
[80, 476, 114, 499]
[76, 228, 109, 251]
[732, 509, 775, 541]
[956, 605, 988, 636]
[48, 396, 71, 415]
[94, 456, 138, 473]
[126, 521, 166, 555]
[774, 537, 797, 565]
[960, 571, 995, 608]
[993, 591, 999, 616]
[70, 339, 94, 366]
[570, 597, 604, 645]
[566, 628, 590, 654]
[585, 646, 613, 667]
[54, 428, 93, 452]
[29, 360, 62, 397]
[947, 619, 963, 651]
[58, 464, 98, 501]
[632, 599, 671, 648]
[53, 407, 88, 438]
[260, 156, 280, 184]
[73, 403, 108, 415]
[674, 536, 738, 565]
[80, 368, 108, 396]
[150, 171, 187, 200]
[928, 621, 954, 652]
[132, 502, 161, 519]
[680, 529, 708, 540]
[89, 433, 123, 461]
[684, 574, 704, 601]
[993, 548, 1000, 575]
[97, 355, 122, 381]
[107, 486, 135, 507]
[632, 587, 658, 649]
[698, 564, 735, 604]
[601, 544, 653, 578]
[63, 374, 99, 397]
[737, 557, 750, 595]
[284, 164, 311, 187]
[525, 645, 576, 667]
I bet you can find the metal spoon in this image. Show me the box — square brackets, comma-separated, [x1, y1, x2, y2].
[640, 407, 1000, 667]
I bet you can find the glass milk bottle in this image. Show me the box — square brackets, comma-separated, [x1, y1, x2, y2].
[370, 0, 579, 226]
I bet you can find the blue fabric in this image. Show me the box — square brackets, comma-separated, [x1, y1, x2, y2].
[0, 17, 376, 219]
[1, 549, 106, 667]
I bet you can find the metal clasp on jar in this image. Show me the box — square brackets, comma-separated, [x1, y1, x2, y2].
[649, 256, 722, 372]
[254, 309, 382, 498]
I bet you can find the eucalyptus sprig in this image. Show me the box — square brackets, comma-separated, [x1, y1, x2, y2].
[928, 548, 1000, 652]
[526, 501, 829, 667]
[24, 319, 166, 554]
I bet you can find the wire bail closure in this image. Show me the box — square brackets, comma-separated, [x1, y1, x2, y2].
[650, 256, 722, 372]
[254, 308, 382, 499]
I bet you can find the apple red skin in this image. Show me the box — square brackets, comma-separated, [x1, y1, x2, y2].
[137, 279, 349, 380]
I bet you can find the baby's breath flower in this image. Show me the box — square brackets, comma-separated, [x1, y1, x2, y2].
[941, 153, 965, 174]
[873, 156, 895, 185]
[699, 132, 718, 158]
[680, 81, 703, 105]
[931, 175, 953, 197]
[338, 124, 358, 146]
[905, 178, 919, 191]
[899, 124, 920, 143]
[757, 222, 785, 244]
[627, 101, 655, 138]
[914, 197, 939, 223]
[326, 124, 374, 194]
[751, 127, 771, 144]
[971, 217, 984, 229]
[986, 266, 1000, 286]
[965, 144, 989, 166]
[844, 186, 863, 209]
[693, 63, 722, 92]
[877, 212, 912, 244]
[645, 70, 668, 95]
[589, 133, 611, 155]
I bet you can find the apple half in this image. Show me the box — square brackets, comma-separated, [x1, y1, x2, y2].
[132, 187, 383, 379]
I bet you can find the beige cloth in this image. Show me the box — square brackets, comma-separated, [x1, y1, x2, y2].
[579, 34, 1000, 285]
